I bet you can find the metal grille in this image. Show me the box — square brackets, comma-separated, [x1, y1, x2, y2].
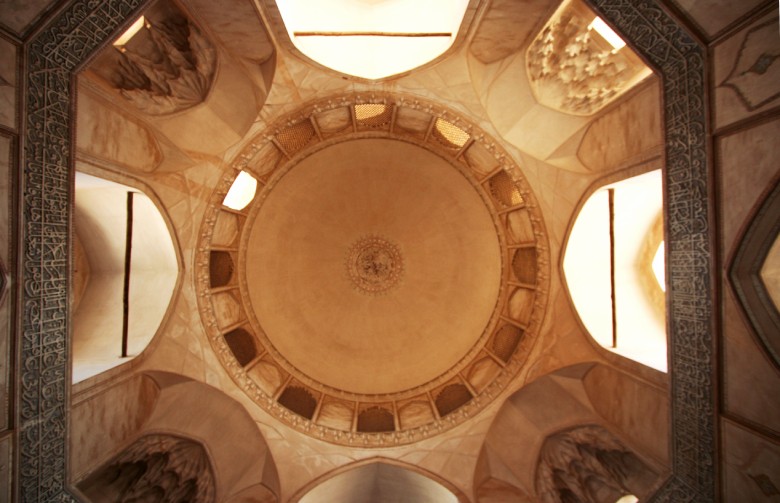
[489, 171, 524, 207]
[492, 325, 522, 362]
[433, 117, 470, 148]
[512, 248, 537, 285]
[276, 120, 316, 155]
[355, 103, 392, 127]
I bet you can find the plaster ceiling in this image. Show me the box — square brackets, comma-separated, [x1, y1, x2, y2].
[245, 138, 502, 394]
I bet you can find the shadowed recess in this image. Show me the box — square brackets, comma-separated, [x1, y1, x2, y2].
[435, 383, 472, 417]
[357, 407, 395, 433]
[224, 328, 257, 367]
[277, 386, 318, 419]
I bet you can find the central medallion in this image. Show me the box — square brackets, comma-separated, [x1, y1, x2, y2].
[347, 236, 403, 294]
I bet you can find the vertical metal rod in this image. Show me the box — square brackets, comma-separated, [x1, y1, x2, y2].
[121, 191, 134, 358]
[608, 188, 617, 348]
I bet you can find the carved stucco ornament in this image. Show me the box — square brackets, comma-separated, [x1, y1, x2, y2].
[536, 425, 660, 503]
[526, 0, 651, 116]
[346, 236, 404, 295]
[90, 0, 217, 116]
[77, 434, 216, 503]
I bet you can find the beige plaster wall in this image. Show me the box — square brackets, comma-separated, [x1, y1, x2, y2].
[70, 373, 160, 481]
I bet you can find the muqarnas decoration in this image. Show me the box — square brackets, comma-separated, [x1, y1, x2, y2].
[536, 425, 659, 503]
[89, 0, 217, 115]
[77, 434, 216, 503]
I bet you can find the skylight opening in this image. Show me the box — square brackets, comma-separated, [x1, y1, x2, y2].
[588, 16, 626, 51]
[223, 171, 258, 211]
[275, 0, 469, 80]
[113, 16, 146, 47]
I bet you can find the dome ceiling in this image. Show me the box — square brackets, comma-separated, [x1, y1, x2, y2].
[196, 95, 550, 446]
[245, 138, 503, 395]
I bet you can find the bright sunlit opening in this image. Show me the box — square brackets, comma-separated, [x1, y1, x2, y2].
[275, 0, 469, 79]
[589, 16, 626, 50]
[616, 495, 639, 503]
[564, 170, 666, 372]
[113, 16, 145, 47]
[653, 241, 666, 292]
[223, 171, 258, 211]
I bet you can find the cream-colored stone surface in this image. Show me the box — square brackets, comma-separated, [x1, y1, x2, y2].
[298, 463, 460, 503]
[582, 364, 670, 465]
[477, 367, 605, 495]
[721, 417, 780, 501]
[0, 37, 15, 129]
[151, 53, 259, 156]
[70, 374, 160, 481]
[469, 0, 553, 64]
[477, 364, 666, 500]
[184, 0, 274, 66]
[475, 477, 533, 502]
[525, 0, 653, 117]
[0, 0, 57, 34]
[76, 87, 163, 174]
[672, 0, 769, 38]
[470, 49, 590, 165]
[72, 233, 90, 312]
[578, 80, 663, 171]
[142, 378, 280, 501]
[713, 11, 780, 130]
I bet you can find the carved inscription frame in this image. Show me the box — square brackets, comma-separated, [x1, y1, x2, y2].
[18, 0, 713, 501]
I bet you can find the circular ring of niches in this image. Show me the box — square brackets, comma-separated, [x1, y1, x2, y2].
[196, 94, 550, 446]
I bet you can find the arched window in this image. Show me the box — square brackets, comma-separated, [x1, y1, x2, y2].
[564, 170, 666, 371]
[73, 172, 179, 382]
